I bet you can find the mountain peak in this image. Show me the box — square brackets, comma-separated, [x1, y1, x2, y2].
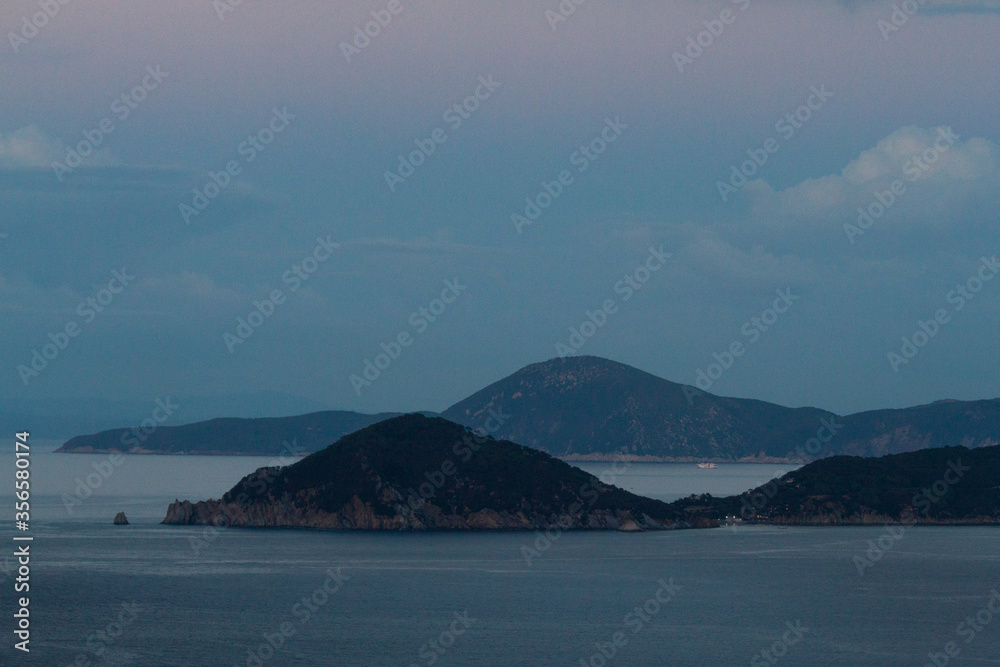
[162, 414, 707, 531]
[442, 354, 822, 459]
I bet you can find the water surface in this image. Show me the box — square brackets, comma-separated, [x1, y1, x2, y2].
[0, 447, 995, 666]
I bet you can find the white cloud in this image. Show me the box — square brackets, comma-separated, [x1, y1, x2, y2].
[0, 124, 121, 171]
[0, 126, 63, 169]
[673, 228, 825, 286]
[745, 126, 1000, 231]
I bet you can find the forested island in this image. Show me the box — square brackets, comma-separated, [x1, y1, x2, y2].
[163, 414, 713, 531]
[670, 445, 1000, 525]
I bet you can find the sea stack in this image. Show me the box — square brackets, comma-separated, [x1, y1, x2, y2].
[113, 512, 129, 525]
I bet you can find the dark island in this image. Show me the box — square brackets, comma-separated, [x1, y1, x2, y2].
[670, 444, 1000, 525]
[163, 414, 713, 531]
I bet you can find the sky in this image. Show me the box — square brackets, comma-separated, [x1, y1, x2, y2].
[0, 0, 998, 418]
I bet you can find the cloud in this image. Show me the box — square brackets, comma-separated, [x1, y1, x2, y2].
[0, 124, 123, 181]
[675, 230, 825, 286]
[0, 126, 63, 169]
[744, 126, 1000, 233]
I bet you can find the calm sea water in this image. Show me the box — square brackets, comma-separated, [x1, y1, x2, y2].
[1, 444, 997, 666]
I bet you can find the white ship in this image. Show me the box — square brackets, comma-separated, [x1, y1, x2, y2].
[696, 462, 717, 469]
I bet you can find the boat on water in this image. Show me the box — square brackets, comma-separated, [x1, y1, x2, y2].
[696, 462, 717, 469]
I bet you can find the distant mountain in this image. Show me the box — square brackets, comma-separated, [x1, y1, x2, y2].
[56, 410, 402, 455]
[442, 356, 834, 460]
[833, 400, 1000, 457]
[54, 356, 1000, 460]
[2, 391, 334, 440]
[162, 414, 710, 531]
[670, 444, 1000, 525]
[442, 356, 1000, 461]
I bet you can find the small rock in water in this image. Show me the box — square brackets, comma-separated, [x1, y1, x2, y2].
[113, 512, 129, 526]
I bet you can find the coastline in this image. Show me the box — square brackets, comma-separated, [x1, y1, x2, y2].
[55, 446, 797, 463]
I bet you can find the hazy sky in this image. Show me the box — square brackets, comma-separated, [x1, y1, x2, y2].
[1, 0, 998, 417]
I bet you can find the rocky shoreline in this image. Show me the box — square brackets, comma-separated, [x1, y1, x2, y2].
[162, 495, 712, 531]
[161, 415, 717, 533]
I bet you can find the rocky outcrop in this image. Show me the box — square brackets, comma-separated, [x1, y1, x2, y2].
[113, 512, 129, 525]
[163, 414, 714, 532]
[617, 519, 642, 532]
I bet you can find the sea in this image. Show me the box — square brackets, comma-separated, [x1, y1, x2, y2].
[1, 441, 997, 666]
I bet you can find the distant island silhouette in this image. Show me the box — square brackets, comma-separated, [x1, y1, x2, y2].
[61, 356, 1000, 462]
